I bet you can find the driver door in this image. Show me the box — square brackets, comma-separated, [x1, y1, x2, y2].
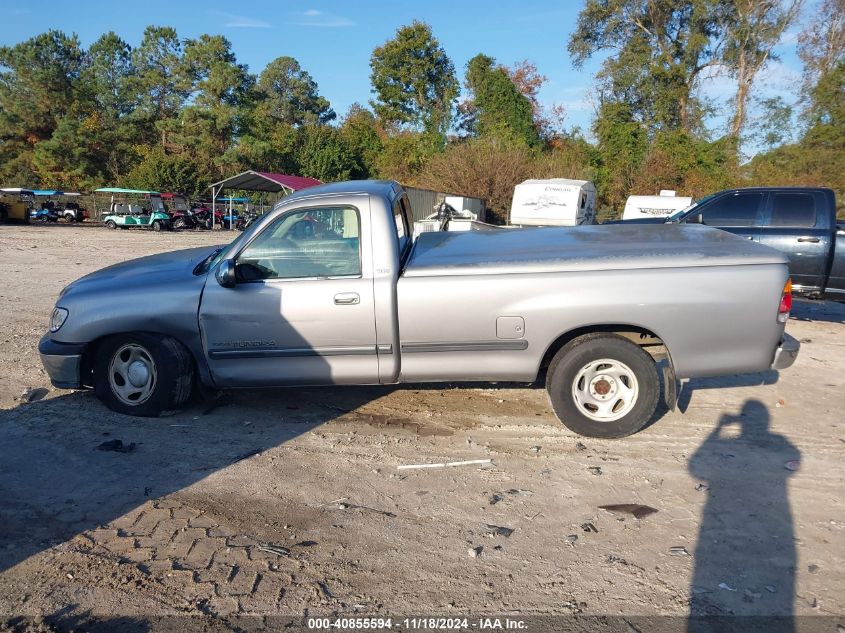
[199, 203, 378, 387]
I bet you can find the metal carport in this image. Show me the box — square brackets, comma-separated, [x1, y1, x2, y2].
[207, 170, 322, 229]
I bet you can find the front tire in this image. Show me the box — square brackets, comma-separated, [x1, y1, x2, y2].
[105, 220, 117, 229]
[152, 220, 162, 232]
[546, 334, 659, 438]
[93, 333, 194, 416]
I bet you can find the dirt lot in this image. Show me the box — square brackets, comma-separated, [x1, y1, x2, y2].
[0, 223, 843, 628]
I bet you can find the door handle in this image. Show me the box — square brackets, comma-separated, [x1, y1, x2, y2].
[797, 236, 820, 243]
[334, 292, 360, 305]
[746, 236, 754, 240]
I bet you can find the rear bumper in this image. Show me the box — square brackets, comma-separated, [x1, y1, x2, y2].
[38, 334, 85, 388]
[771, 333, 800, 370]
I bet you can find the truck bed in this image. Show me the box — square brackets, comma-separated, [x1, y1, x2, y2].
[404, 224, 787, 277]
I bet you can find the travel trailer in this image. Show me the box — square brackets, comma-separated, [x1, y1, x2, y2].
[509, 179, 597, 226]
[621, 190, 693, 221]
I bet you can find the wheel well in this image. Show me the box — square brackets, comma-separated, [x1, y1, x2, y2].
[537, 324, 666, 381]
[79, 331, 199, 389]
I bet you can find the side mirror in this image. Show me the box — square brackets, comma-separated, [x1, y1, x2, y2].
[215, 259, 236, 288]
[687, 213, 703, 225]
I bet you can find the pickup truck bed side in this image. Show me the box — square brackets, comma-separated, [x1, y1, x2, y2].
[398, 225, 788, 380]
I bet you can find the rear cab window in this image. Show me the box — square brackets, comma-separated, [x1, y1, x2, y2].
[392, 194, 413, 261]
[767, 192, 818, 228]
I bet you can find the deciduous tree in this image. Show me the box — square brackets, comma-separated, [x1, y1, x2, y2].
[370, 21, 458, 140]
[720, 0, 802, 140]
[569, 0, 721, 134]
[462, 54, 540, 147]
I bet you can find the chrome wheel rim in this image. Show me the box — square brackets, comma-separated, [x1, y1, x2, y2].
[108, 343, 157, 406]
[571, 358, 639, 422]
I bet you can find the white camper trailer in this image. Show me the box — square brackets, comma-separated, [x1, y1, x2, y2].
[622, 190, 693, 221]
[509, 178, 597, 226]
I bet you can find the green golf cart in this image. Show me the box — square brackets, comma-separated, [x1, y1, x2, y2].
[96, 188, 171, 231]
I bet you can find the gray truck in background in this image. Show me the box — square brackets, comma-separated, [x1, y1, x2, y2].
[39, 180, 799, 438]
[610, 187, 844, 300]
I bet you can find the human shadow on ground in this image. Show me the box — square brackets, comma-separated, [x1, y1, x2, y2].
[687, 399, 799, 633]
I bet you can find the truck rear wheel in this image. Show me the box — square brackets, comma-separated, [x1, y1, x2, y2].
[546, 334, 659, 438]
[93, 333, 194, 417]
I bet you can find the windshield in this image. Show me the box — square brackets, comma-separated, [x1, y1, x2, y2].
[666, 193, 716, 222]
[193, 210, 270, 274]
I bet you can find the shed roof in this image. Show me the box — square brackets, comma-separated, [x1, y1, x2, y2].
[208, 170, 322, 193]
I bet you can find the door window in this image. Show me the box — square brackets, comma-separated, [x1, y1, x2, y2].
[236, 207, 361, 281]
[769, 193, 817, 227]
[699, 193, 763, 227]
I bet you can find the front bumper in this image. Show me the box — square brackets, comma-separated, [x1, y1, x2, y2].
[38, 334, 85, 388]
[771, 333, 800, 370]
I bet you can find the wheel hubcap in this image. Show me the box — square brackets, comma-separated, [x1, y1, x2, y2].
[108, 343, 157, 405]
[572, 358, 639, 422]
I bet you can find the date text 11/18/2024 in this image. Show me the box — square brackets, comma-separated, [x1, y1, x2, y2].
[306, 617, 528, 630]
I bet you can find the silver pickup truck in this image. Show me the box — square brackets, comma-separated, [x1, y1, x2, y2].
[39, 180, 799, 438]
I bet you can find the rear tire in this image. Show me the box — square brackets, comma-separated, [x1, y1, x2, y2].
[93, 333, 194, 417]
[172, 217, 185, 230]
[105, 220, 117, 229]
[546, 334, 660, 438]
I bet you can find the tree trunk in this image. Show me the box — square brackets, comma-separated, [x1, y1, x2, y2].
[679, 94, 689, 131]
[730, 55, 749, 139]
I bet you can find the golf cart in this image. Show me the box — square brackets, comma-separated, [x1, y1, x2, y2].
[30, 191, 61, 222]
[58, 192, 89, 222]
[29, 190, 89, 222]
[96, 188, 171, 231]
[0, 188, 34, 224]
[161, 193, 197, 229]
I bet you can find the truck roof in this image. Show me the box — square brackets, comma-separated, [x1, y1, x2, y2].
[277, 180, 401, 205]
[404, 224, 787, 277]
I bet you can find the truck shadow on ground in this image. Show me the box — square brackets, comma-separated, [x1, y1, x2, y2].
[790, 299, 845, 324]
[687, 399, 798, 631]
[676, 370, 780, 413]
[0, 385, 388, 576]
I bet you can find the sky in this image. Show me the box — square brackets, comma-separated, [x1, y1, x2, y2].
[2, 0, 811, 154]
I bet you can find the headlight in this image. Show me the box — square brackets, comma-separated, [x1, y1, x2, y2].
[50, 307, 68, 332]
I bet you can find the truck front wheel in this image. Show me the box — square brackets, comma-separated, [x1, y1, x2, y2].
[546, 334, 659, 438]
[93, 333, 194, 417]
[105, 220, 116, 229]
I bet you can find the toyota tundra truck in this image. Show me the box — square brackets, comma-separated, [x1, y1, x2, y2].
[39, 180, 799, 438]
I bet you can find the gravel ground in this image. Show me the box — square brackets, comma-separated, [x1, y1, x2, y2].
[0, 223, 843, 629]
